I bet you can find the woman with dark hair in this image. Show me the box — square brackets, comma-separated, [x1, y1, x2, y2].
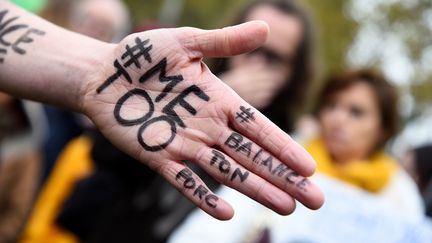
[307, 68, 423, 214]
[211, 0, 314, 132]
[170, 1, 317, 242]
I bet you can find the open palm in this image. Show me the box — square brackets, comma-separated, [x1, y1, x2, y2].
[81, 21, 324, 220]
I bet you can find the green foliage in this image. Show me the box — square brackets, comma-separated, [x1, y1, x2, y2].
[123, 0, 162, 25]
[299, 0, 357, 110]
[123, 0, 247, 28]
[303, 0, 357, 78]
[386, 1, 432, 106]
[179, 0, 248, 28]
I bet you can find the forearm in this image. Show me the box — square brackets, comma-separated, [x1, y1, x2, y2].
[0, 2, 113, 111]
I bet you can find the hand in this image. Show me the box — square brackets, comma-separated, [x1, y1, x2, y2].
[81, 21, 324, 220]
[221, 62, 286, 109]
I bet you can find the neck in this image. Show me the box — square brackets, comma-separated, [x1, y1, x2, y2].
[330, 152, 368, 165]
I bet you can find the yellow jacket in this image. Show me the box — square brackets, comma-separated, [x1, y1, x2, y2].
[20, 136, 94, 243]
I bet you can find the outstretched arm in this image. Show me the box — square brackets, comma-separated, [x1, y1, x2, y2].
[0, 2, 111, 109]
[0, 2, 324, 220]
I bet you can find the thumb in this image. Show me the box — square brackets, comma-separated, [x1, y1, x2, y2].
[180, 20, 269, 58]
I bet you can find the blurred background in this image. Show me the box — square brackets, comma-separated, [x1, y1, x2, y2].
[1, 0, 432, 242]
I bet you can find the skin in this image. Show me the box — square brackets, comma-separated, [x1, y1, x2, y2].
[319, 81, 383, 164]
[0, 2, 324, 220]
[221, 4, 303, 109]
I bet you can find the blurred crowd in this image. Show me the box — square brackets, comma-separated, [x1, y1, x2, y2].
[1, 0, 431, 243]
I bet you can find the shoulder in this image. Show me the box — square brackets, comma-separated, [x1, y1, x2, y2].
[378, 168, 425, 220]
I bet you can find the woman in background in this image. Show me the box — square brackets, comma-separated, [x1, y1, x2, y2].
[308, 68, 423, 214]
[211, 0, 314, 132]
[169, 1, 318, 242]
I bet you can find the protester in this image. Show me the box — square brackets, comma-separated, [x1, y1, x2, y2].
[212, 0, 314, 132]
[308, 68, 422, 215]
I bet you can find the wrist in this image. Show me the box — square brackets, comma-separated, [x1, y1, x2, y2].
[75, 39, 115, 113]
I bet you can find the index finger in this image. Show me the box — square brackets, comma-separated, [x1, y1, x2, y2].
[228, 103, 317, 177]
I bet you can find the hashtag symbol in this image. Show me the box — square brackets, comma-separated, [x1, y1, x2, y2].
[236, 106, 255, 123]
[121, 37, 152, 69]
